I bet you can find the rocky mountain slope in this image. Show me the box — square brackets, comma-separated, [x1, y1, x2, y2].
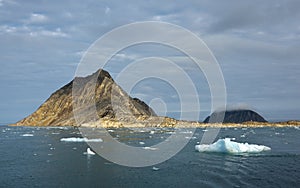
[13, 69, 156, 126]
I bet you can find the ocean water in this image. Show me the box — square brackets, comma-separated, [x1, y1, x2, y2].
[1, 125, 299, 188]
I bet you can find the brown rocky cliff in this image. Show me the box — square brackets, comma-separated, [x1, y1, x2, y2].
[12, 69, 156, 126]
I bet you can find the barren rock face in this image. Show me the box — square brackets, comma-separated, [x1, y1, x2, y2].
[13, 69, 156, 126]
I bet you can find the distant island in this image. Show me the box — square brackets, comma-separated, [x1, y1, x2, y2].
[204, 109, 267, 123]
[11, 69, 300, 128]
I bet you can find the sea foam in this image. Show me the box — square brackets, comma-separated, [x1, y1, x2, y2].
[195, 138, 271, 153]
[60, 137, 103, 142]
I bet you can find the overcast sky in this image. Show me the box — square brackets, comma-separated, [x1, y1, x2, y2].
[0, 0, 299, 123]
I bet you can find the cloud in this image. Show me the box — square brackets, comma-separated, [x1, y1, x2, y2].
[105, 7, 110, 15]
[29, 27, 68, 37]
[202, 1, 300, 37]
[0, 0, 17, 6]
[0, 24, 68, 38]
[151, 14, 179, 22]
[0, 25, 17, 33]
[27, 13, 48, 23]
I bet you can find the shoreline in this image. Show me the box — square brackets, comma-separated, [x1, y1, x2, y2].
[9, 119, 300, 128]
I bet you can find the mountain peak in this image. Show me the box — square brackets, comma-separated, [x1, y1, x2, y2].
[13, 69, 155, 126]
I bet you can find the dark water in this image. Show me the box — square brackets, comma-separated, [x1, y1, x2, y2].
[1, 125, 299, 188]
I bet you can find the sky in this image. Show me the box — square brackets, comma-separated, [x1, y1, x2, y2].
[0, 0, 300, 123]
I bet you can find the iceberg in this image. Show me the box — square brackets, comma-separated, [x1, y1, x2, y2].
[143, 146, 158, 150]
[195, 138, 271, 153]
[60, 137, 103, 142]
[87, 148, 96, 155]
[83, 147, 96, 155]
[21, 134, 34, 137]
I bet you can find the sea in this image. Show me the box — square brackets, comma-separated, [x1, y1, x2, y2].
[1, 125, 299, 188]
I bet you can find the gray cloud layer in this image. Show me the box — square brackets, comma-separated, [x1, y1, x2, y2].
[0, 0, 299, 122]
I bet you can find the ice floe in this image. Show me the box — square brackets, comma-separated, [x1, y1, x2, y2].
[60, 137, 103, 142]
[143, 146, 158, 150]
[83, 148, 96, 155]
[21, 134, 34, 137]
[195, 138, 271, 153]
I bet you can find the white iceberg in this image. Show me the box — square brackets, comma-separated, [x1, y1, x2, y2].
[83, 148, 96, 155]
[21, 134, 34, 137]
[195, 138, 271, 154]
[87, 148, 96, 155]
[143, 146, 158, 150]
[60, 137, 103, 142]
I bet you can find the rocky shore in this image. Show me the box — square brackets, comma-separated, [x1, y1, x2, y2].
[85, 119, 300, 128]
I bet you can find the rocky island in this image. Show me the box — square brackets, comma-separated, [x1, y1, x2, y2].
[12, 69, 300, 128]
[12, 69, 177, 127]
[204, 109, 267, 123]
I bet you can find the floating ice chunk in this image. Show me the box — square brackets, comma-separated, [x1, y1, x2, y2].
[59, 127, 69, 130]
[60, 137, 103, 142]
[195, 138, 271, 153]
[185, 136, 197, 139]
[84, 148, 96, 155]
[152, 167, 159, 171]
[139, 142, 145, 145]
[22, 134, 34, 137]
[180, 130, 193, 134]
[143, 146, 158, 150]
[150, 130, 155, 134]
